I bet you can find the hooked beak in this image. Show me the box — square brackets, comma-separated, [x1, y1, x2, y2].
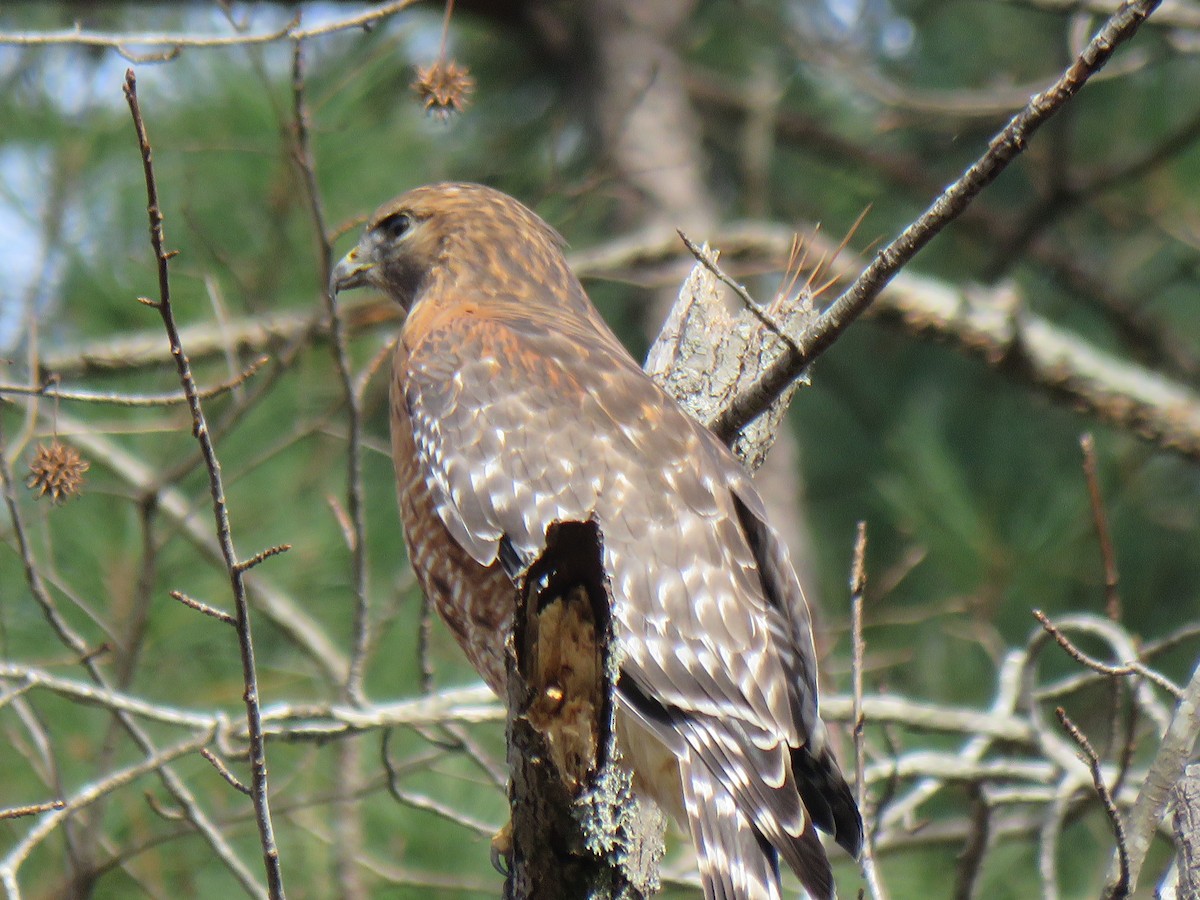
[330, 245, 374, 294]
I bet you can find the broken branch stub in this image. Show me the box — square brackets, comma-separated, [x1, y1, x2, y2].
[504, 520, 662, 899]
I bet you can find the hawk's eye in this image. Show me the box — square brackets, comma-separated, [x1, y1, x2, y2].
[378, 213, 412, 241]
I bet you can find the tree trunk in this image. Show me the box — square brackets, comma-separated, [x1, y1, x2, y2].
[504, 521, 664, 899]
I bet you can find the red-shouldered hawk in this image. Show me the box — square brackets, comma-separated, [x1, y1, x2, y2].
[332, 183, 861, 899]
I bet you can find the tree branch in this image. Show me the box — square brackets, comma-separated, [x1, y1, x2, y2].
[709, 0, 1164, 440]
[123, 69, 284, 899]
[0, 2, 420, 55]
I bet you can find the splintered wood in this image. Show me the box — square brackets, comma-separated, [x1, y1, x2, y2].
[523, 581, 602, 790]
[644, 249, 817, 471]
[505, 519, 650, 898]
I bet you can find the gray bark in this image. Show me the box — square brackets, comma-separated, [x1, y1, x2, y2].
[1170, 764, 1200, 900]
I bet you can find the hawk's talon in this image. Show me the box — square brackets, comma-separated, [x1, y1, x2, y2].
[491, 820, 513, 876]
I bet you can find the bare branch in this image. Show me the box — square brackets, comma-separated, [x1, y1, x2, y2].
[997, 0, 1200, 30]
[123, 69, 284, 899]
[953, 787, 991, 900]
[0, 356, 267, 406]
[851, 522, 889, 900]
[710, 0, 1164, 440]
[292, 39, 371, 707]
[64, 408, 350, 683]
[1080, 434, 1122, 621]
[170, 590, 237, 627]
[0, 2, 420, 53]
[1113, 649, 1200, 893]
[1034, 610, 1181, 699]
[201, 748, 252, 796]
[0, 799, 65, 822]
[0, 734, 209, 892]
[235, 544, 293, 575]
[0, 412, 262, 896]
[1056, 708, 1130, 898]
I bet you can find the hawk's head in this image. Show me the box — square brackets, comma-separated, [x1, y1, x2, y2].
[331, 182, 569, 312]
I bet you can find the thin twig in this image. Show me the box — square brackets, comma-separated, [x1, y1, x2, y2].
[354, 338, 398, 400]
[953, 786, 990, 900]
[710, 0, 1164, 440]
[677, 230, 801, 356]
[0, 357, 267, 407]
[1078, 434, 1127, 763]
[441, 723, 508, 791]
[850, 521, 888, 900]
[234, 544, 293, 575]
[418, 588, 436, 696]
[1033, 610, 1180, 698]
[1038, 780, 1072, 900]
[381, 730, 498, 837]
[201, 748, 252, 796]
[292, 40, 371, 706]
[1055, 708, 1130, 898]
[0, 734, 210, 892]
[123, 69, 284, 900]
[0, 799, 65, 821]
[0, 2, 419, 53]
[440, 0, 456, 58]
[0, 415, 263, 895]
[851, 522, 867, 810]
[170, 591, 237, 627]
[1080, 434, 1122, 621]
[143, 791, 187, 822]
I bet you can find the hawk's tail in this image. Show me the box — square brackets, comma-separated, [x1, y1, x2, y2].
[679, 748, 835, 900]
[792, 742, 864, 859]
